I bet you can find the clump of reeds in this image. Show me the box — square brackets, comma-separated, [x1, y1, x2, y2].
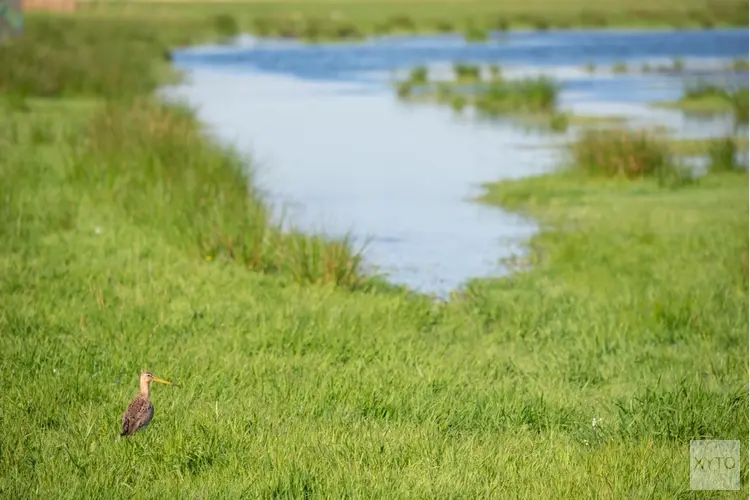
[435, 20, 454, 33]
[475, 77, 559, 114]
[453, 63, 481, 81]
[394, 64, 560, 122]
[549, 112, 569, 132]
[251, 15, 365, 42]
[570, 129, 676, 178]
[385, 15, 416, 32]
[726, 88, 749, 127]
[396, 81, 413, 99]
[708, 138, 745, 173]
[333, 22, 363, 40]
[494, 18, 509, 31]
[251, 17, 275, 36]
[488, 64, 502, 80]
[409, 66, 429, 85]
[612, 62, 628, 74]
[451, 95, 467, 112]
[579, 11, 608, 27]
[688, 10, 716, 29]
[307, 18, 364, 41]
[213, 13, 240, 39]
[464, 24, 488, 42]
[531, 18, 550, 31]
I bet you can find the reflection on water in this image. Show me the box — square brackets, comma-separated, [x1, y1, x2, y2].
[163, 29, 748, 297]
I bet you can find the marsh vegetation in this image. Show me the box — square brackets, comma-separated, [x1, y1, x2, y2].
[394, 63, 623, 132]
[396, 64, 556, 114]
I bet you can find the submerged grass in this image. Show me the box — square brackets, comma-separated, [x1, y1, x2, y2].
[1, 13, 748, 498]
[475, 77, 558, 114]
[395, 64, 560, 124]
[453, 63, 482, 82]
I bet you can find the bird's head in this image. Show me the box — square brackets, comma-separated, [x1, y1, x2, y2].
[140, 371, 174, 387]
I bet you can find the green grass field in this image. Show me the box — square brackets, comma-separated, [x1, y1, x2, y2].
[1, 13, 748, 499]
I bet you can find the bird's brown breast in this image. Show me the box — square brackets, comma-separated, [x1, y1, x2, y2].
[121, 394, 154, 436]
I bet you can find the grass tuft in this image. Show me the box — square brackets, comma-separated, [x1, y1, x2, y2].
[612, 62, 628, 74]
[213, 13, 240, 39]
[464, 23, 489, 42]
[475, 77, 559, 115]
[453, 63, 482, 81]
[708, 137, 745, 172]
[385, 14, 416, 32]
[570, 129, 677, 178]
[409, 66, 429, 85]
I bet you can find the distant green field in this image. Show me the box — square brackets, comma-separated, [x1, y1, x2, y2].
[73, 0, 749, 40]
[1, 14, 748, 498]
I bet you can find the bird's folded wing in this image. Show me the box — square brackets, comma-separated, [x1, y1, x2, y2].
[122, 397, 151, 434]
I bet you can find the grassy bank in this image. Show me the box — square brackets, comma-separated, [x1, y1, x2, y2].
[1, 14, 749, 498]
[76, 0, 750, 42]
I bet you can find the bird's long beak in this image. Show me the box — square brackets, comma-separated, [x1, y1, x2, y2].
[152, 376, 174, 386]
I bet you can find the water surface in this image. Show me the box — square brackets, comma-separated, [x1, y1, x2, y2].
[164, 29, 748, 297]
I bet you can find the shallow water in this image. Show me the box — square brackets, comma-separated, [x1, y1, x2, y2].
[163, 29, 748, 297]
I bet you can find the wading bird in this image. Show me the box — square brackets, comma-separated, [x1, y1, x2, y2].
[121, 371, 175, 437]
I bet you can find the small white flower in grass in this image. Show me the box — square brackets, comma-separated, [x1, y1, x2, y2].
[592, 416, 597, 428]
[94, 226, 102, 235]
